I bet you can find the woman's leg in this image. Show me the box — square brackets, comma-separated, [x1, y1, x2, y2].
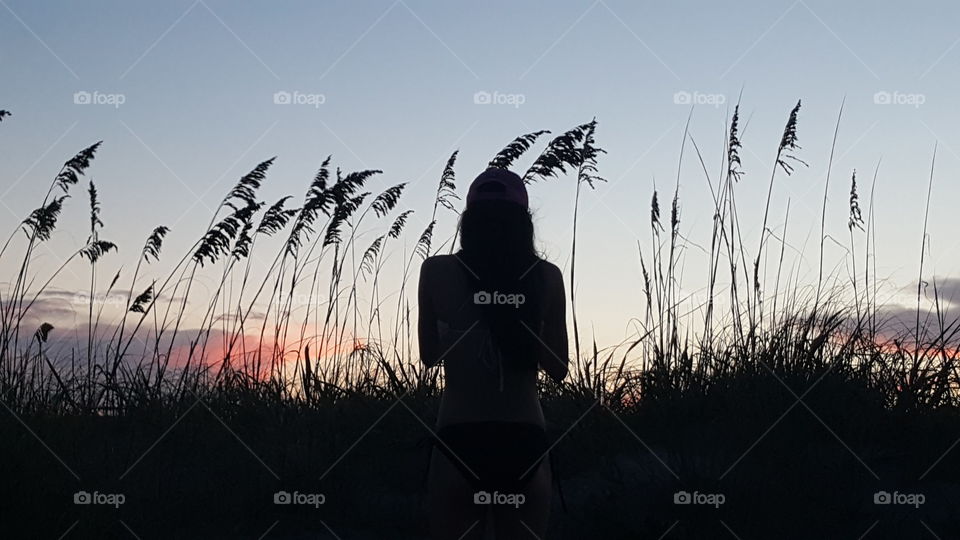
[492, 458, 551, 539]
[428, 449, 487, 540]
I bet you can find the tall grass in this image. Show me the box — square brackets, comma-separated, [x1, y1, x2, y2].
[1, 104, 958, 419]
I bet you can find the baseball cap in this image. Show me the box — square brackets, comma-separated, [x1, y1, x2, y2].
[465, 168, 528, 209]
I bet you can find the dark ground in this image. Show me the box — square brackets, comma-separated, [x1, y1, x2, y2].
[3, 372, 960, 539]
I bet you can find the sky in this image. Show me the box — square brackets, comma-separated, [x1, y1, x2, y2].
[3, 0, 960, 352]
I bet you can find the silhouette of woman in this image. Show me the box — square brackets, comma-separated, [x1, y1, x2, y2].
[418, 168, 569, 539]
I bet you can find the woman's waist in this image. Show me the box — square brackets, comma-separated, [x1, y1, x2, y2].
[437, 395, 545, 428]
[443, 364, 538, 389]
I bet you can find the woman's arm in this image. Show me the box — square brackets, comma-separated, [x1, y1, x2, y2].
[539, 263, 569, 382]
[418, 257, 441, 368]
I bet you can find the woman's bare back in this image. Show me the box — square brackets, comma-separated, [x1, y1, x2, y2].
[418, 254, 567, 428]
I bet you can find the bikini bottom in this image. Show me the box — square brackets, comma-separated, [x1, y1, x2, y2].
[432, 421, 548, 494]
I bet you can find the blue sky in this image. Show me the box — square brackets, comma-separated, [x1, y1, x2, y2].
[3, 0, 960, 347]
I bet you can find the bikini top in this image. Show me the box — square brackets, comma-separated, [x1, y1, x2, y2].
[437, 319, 507, 392]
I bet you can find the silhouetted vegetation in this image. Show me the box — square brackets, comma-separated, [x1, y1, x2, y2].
[1, 106, 958, 539]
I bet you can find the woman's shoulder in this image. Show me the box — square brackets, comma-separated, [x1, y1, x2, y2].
[422, 254, 562, 281]
[533, 258, 563, 282]
[421, 254, 461, 276]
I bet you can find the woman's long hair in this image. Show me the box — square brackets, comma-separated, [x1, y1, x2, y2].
[457, 198, 543, 370]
